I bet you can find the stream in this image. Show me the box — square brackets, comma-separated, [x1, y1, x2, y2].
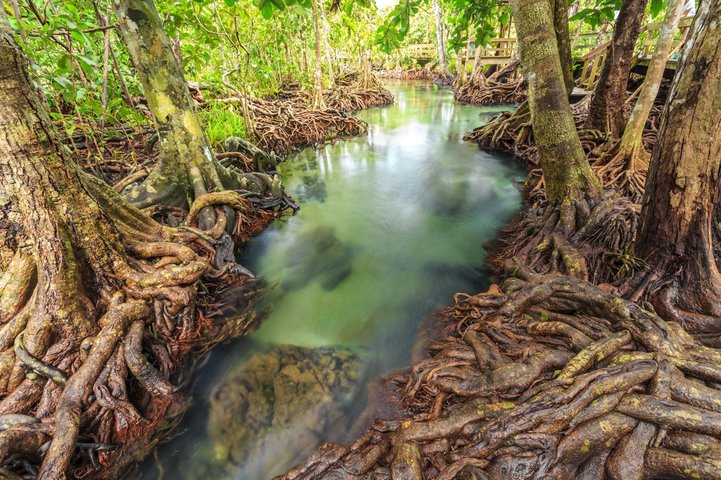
[136, 82, 524, 480]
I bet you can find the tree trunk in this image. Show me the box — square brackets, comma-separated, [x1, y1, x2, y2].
[432, 0, 449, 75]
[112, 0, 214, 209]
[311, 0, 326, 109]
[300, 27, 309, 78]
[113, 0, 278, 231]
[470, 38, 486, 86]
[0, 9, 250, 479]
[512, 0, 600, 202]
[319, 4, 335, 86]
[552, 0, 574, 94]
[586, 0, 650, 137]
[361, 49, 372, 89]
[455, 48, 466, 87]
[635, 0, 721, 332]
[618, 0, 685, 163]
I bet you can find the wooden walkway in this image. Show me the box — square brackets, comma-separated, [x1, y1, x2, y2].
[408, 15, 695, 86]
[574, 15, 693, 89]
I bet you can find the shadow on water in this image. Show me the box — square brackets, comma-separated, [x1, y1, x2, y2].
[134, 82, 523, 480]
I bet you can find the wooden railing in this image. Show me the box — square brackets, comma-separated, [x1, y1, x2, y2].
[407, 43, 436, 61]
[578, 15, 694, 90]
[408, 14, 695, 85]
[463, 38, 518, 65]
[408, 38, 518, 66]
[638, 15, 694, 59]
[577, 41, 610, 89]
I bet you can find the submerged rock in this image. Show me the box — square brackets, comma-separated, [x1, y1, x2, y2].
[281, 225, 353, 291]
[207, 344, 361, 479]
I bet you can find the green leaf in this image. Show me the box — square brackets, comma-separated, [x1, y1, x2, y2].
[649, 0, 665, 17]
[52, 75, 73, 89]
[499, 11, 510, 26]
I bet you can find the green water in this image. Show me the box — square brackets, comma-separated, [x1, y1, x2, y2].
[137, 82, 523, 479]
[247, 83, 520, 350]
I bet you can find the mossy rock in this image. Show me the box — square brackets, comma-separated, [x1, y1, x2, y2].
[207, 345, 361, 478]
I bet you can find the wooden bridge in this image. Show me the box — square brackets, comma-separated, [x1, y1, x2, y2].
[577, 15, 694, 90]
[408, 15, 695, 89]
[408, 38, 519, 67]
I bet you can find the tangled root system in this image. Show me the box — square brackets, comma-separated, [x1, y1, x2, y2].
[466, 89, 666, 201]
[204, 75, 392, 157]
[492, 191, 641, 284]
[276, 264, 721, 480]
[377, 66, 455, 86]
[455, 60, 528, 106]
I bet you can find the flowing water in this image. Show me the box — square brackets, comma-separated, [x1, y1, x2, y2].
[137, 82, 523, 480]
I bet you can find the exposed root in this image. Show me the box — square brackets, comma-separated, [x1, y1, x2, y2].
[2, 150, 268, 479]
[592, 139, 651, 202]
[465, 87, 667, 199]
[463, 102, 606, 205]
[455, 76, 526, 106]
[491, 191, 639, 284]
[325, 71, 394, 111]
[207, 95, 368, 157]
[455, 60, 528, 106]
[203, 74, 391, 157]
[376, 66, 455, 86]
[276, 265, 721, 480]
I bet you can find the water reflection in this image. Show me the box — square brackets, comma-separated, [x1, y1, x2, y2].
[136, 82, 523, 480]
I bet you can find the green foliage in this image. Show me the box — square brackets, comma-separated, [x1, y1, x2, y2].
[570, 0, 622, 28]
[375, 0, 422, 53]
[571, 0, 667, 29]
[373, 0, 509, 60]
[201, 104, 247, 145]
[7, 0, 678, 137]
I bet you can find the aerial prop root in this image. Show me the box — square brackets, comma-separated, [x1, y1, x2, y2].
[276, 264, 721, 480]
[592, 138, 651, 201]
[455, 77, 527, 106]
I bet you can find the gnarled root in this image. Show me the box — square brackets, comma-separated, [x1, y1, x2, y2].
[325, 72, 394, 111]
[464, 101, 607, 179]
[624, 260, 721, 339]
[592, 139, 651, 202]
[0, 182, 264, 479]
[376, 66, 453, 85]
[455, 76, 527, 106]
[491, 191, 640, 284]
[276, 265, 721, 480]
[202, 91, 370, 157]
[455, 59, 527, 106]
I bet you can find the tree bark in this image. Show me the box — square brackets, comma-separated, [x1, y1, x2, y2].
[319, 3, 335, 86]
[635, 0, 721, 331]
[455, 47, 466, 87]
[0, 9, 239, 479]
[619, 0, 685, 157]
[433, 0, 449, 75]
[113, 0, 278, 232]
[114, 0, 218, 215]
[552, 0, 574, 94]
[586, 0, 650, 137]
[470, 35, 486, 86]
[512, 0, 600, 202]
[311, 0, 326, 109]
